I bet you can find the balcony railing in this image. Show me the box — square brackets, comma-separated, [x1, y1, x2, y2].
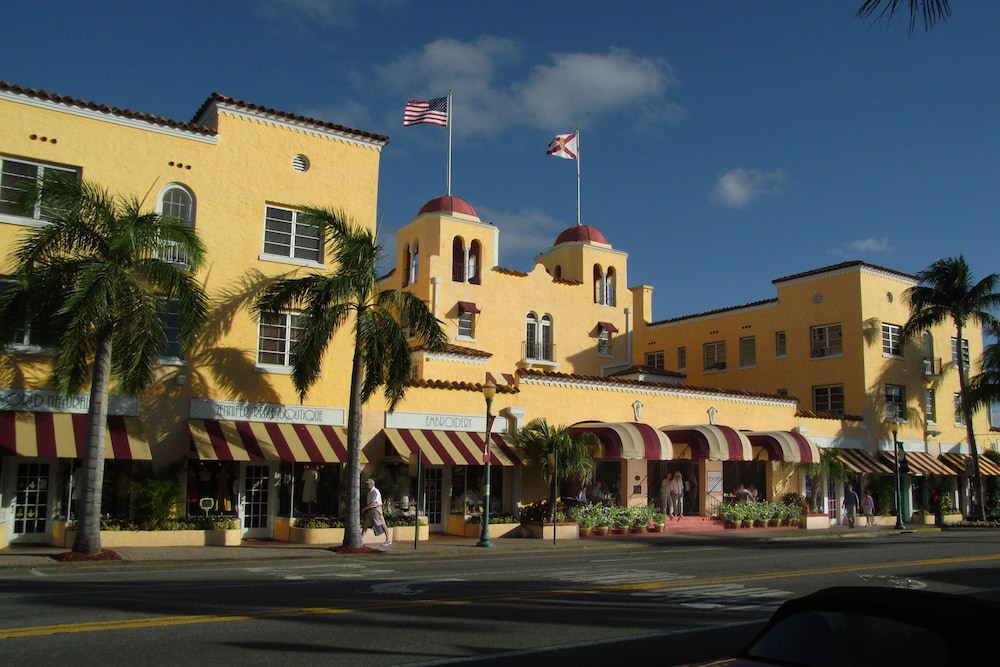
[154, 240, 190, 269]
[523, 341, 556, 363]
[923, 357, 943, 376]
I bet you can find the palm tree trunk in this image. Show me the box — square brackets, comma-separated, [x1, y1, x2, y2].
[956, 323, 986, 521]
[72, 327, 112, 555]
[342, 326, 365, 548]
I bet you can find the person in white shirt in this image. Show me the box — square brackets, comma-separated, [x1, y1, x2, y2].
[362, 478, 391, 546]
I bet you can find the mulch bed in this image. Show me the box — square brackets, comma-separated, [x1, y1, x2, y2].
[327, 545, 383, 555]
[52, 549, 123, 562]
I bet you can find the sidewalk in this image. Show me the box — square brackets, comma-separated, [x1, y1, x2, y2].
[0, 521, 928, 572]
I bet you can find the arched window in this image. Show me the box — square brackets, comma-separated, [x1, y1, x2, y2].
[157, 184, 195, 266]
[409, 241, 419, 286]
[605, 267, 616, 306]
[525, 312, 554, 361]
[468, 240, 481, 284]
[593, 264, 605, 304]
[452, 236, 465, 282]
[403, 244, 411, 287]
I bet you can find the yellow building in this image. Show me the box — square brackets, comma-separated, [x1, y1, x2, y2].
[374, 196, 820, 533]
[634, 260, 998, 517]
[7, 82, 984, 547]
[0, 82, 386, 545]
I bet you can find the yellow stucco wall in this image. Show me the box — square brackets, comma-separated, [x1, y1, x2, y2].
[1, 89, 384, 467]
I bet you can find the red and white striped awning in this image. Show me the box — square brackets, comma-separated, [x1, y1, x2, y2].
[879, 450, 956, 476]
[569, 422, 672, 460]
[834, 449, 894, 475]
[939, 453, 1000, 477]
[0, 411, 151, 459]
[189, 419, 358, 463]
[660, 424, 753, 461]
[485, 372, 516, 387]
[746, 430, 821, 463]
[384, 429, 524, 467]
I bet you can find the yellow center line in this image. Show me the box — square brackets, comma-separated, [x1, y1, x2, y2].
[3, 552, 997, 640]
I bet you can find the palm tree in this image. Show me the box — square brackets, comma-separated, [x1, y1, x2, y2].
[515, 418, 599, 520]
[900, 256, 1000, 521]
[857, 0, 951, 33]
[252, 208, 446, 548]
[0, 176, 208, 554]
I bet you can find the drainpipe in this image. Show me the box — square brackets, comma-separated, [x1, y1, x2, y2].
[430, 276, 440, 318]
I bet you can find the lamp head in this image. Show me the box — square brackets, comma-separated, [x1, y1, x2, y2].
[482, 379, 497, 401]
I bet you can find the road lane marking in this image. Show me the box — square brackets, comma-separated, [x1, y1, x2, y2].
[1, 552, 997, 640]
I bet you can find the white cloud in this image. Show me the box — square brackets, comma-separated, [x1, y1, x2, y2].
[377, 38, 679, 137]
[849, 237, 891, 253]
[710, 168, 787, 208]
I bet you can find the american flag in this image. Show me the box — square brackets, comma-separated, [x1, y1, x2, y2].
[403, 97, 449, 127]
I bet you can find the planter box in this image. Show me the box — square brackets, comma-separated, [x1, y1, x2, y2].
[56, 527, 242, 548]
[388, 524, 429, 542]
[289, 526, 346, 544]
[462, 523, 523, 539]
[524, 521, 580, 540]
[800, 514, 832, 530]
[941, 513, 963, 525]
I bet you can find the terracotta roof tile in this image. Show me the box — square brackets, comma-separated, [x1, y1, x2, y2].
[195, 92, 389, 145]
[407, 378, 517, 394]
[518, 369, 790, 401]
[794, 409, 865, 422]
[413, 343, 492, 359]
[2, 81, 215, 136]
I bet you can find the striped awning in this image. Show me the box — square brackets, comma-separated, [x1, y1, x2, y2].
[879, 450, 955, 476]
[939, 453, 1000, 477]
[834, 449, 894, 475]
[661, 424, 752, 461]
[746, 431, 821, 463]
[0, 411, 151, 460]
[568, 422, 672, 460]
[384, 428, 524, 467]
[189, 419, 358, 463]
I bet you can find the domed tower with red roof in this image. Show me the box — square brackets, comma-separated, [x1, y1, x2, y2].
[535, 223, 628, 310]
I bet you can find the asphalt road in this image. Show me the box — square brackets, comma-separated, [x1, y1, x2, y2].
[2, 530, 999, 666]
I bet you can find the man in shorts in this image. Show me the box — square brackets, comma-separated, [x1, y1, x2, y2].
[362, 478, 391, 546]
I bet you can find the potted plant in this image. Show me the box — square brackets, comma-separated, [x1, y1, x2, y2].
[613, 507, 632, 534]
[652, 510, 667, 532]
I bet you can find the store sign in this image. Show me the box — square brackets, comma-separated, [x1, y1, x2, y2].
[385, 410, 507, 433]
[0, 388, 138, 416]
[189, 398, 345, 425]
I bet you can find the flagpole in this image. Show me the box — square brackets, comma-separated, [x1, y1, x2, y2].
[446, 90, 453, 196]
[575, 127, 581, 226]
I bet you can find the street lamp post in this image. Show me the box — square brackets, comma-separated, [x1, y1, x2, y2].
[476, 380, 496, 548]
[891, 420, 906, 530]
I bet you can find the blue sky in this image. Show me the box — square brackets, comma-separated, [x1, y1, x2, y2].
[3, 1, 998, 320]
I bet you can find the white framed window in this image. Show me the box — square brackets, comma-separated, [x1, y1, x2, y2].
[0, 279, 60, 351]
[885, 384, 905, 421]
[0, 157, 80, 222]
[775, 331, 787, 358]
[954, 393, 966, 426]
[703, 341, 726, 371]
[261, 206, 322, 265]
[925, 388, 937, 424]
[814, 384, 845, 413]
[677, 347, 686, 371]
[404, 241, 419, 286]
[458, 310, 474, 339]
[810, 323, 842, 358]
[457, 302, 479, 341]
[597, 329, 611, 356]
[646, 351, 664, 369]
[525, 312, 553, 361]
[156, 184, 195, 267]
[256, 311, 303, 369]
[882, 323, 902, 357]
[157, 299, 183, 361]
[739, 336, 756, 368]
[951, 337, 970, 371]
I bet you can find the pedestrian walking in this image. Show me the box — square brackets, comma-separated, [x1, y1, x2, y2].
[842, 484, 860, 528]
[362, 478, 391, 546]
[862, 490, 876, 527]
